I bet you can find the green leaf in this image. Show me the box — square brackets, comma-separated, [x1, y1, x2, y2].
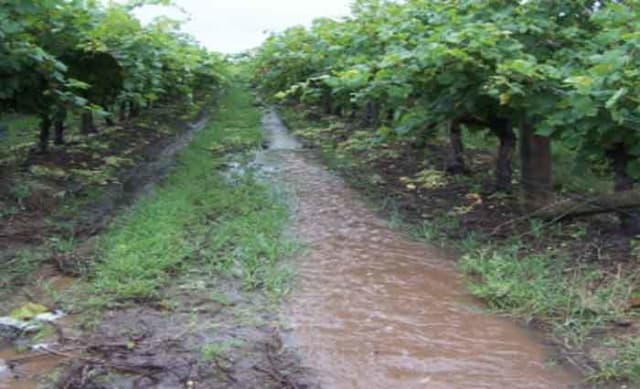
[605, 87, 628, 110]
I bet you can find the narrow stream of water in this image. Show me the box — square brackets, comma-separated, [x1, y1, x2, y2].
[260, 110, 580, 388]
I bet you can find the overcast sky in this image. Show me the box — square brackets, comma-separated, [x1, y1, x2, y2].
[134, 0, 353, 53]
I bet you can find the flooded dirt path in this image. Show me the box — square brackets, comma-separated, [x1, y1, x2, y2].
[260, 110, 580, 388]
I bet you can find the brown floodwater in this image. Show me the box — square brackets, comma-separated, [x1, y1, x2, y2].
[260, 110, 580, 388]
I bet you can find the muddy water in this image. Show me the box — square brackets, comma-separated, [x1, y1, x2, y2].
[0, 270, 77, 389]
[260, 110, 579, 388]
[0, 348, 74, 389]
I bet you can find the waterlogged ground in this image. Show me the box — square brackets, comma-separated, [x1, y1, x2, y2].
[1, 92, 588, 389]
[0, 88, 311, 389]
[259, 110, 582, 388]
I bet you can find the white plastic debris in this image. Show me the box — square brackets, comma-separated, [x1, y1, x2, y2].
[30, 343, 55, 352]
[32, 310, 65, 323]
[0, 309, 65, 339]
[0, 316, 39, 338]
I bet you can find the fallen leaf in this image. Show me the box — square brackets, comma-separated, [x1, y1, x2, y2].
[10, 303, 49, 321]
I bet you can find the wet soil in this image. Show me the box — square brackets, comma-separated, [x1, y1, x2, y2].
[0, 275, 312, 389]
[281, 107, 632, 270]
[0, 101, 314, 389]
[0, 103, 594, 388]
[0, 102, 209, 272]
[260, 109, 582, 388]
[52, 274, 311, 389]
[0, 103, 217, 388]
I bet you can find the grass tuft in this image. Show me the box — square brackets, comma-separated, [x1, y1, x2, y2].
[461, 243, 640, 381]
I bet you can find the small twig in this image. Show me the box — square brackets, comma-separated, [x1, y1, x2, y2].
[214, 358, 238, 383]
[253, 365, 298, 389]
[254, 341, 300, 389]
[564, 353, 594, 375]
[39, 344, 77, 358]
[6, 352, 60, 365]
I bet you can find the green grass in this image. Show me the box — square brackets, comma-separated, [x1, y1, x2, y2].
[0, 248, 49, 304]
[0, 114, 39, 148]
[200, 339, 244, 362]
[462, 246, 633, 324]
[88, 84, 294, 306]
[593, 337, 640, 382]
[461, 243, 640, 382]
[551, 142, 612, 195]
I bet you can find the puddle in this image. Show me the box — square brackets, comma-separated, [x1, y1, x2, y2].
[0, 312, 76, 389]
[261, 109, 581, 388]
[0, 267, 78, 389]
[0, 348, 73, 389]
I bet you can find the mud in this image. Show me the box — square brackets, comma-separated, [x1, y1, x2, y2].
[0, 347, 75, 389]
[0, 276, 311, 389]
[53, 275, 312, 389]
[0, 105, 587, 389]
[260, 108, 582, 388]
[0, 109, 216, 389]
[0, 268, 81, 389]
[1, 106, 314, 389]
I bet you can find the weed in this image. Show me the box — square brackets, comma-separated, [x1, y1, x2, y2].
[529, 219, 545, 239]
[33, 324, 57, 342]
[552, 143, 611, 195]
[10, 182, 31, 203]
[592, 337, 640, 383]
[631, 237, 640, 261]
[200, 339, 243, 361]
[461, 244, 639, 370]
[0, 114, 39, 159]
[210, 291, 233, 306]
[48, 236, 76, 254]
[409, 169, 448, 189]
[0, 205, 18, 218]
[568, 222, 588, 240]
[0, 248, 48, 300]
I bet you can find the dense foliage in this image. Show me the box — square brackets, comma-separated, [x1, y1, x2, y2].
[253, 0, 640, 228]
[0, 0, 226, 151]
